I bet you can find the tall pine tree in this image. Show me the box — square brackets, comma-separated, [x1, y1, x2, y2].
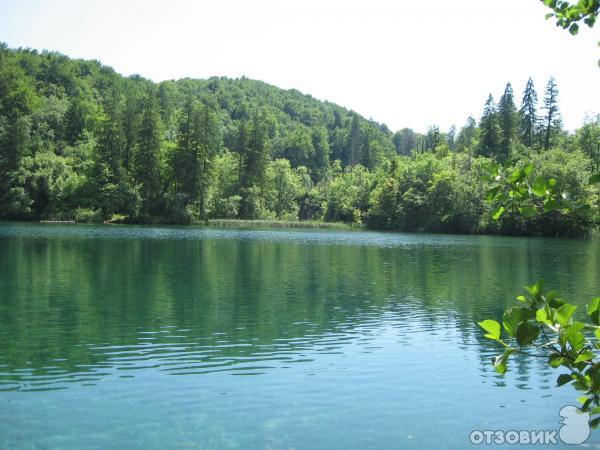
[542, 77, 561, 151]
[519, 77, 538, 148]
[477, 94, 500, 158]
[135, 96, 163, 216]
[498, 83, 517, 161]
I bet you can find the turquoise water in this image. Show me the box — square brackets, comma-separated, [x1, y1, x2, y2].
[0, 223, 598, 449]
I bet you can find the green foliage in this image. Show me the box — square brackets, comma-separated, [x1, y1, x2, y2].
[480, 162, 600, 428]
[543, 0, 599, 33]
[0, 44, 597, 236]
[479, 281, 600, 427]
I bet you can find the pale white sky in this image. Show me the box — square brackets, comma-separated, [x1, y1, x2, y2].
[0, 0, 598, 133]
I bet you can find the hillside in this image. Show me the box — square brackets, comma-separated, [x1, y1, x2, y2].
[0, 43, 597, 235]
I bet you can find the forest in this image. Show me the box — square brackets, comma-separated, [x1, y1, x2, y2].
[0, 43, 598, 236]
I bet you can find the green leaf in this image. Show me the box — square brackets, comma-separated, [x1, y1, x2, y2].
[485, 186, 501, 202]
[503, 307, 534, 337]
[516, 322, 540, 346]
[516, 295, 527, 303]
[569, 23, 579, 35]
[536, 308, 549, 323]
[479, 319, 501, 340]
[555, 304, 577, 327]
[491, 206, 506, 220]
[549, 355, 565, 368]
[588, 297, 600, 325]
[522, 163, 534, 177]
[595, 328, 600, 341]
[574, 351, 595, 363]
[531, 176, 547, 197]
[493, 348, 514, 374]
[526, 280, 544, 299]
[564, 325, 586, 352]
[519, 205, 538, 219]
[590, 417, 600, 429]
[509, 168, 525, 183]
[543, 198, 559, 212]
[557, 373, 573, 386]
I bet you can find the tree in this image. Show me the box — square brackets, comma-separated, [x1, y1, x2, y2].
[542, 77, 561, 151]
[498, 83, 517, 161]
[92, 89, 126, 217]
[311, 125, 330, 182]
[238, 109, 271, 219]
[519, 78, 538, 148]
[268, 159, 301, 219]
[446, 125, 457, 152]
[64, 97, 88, 145]
[477, 94, 500, 158]
[393, 128, 416, 156]
[577, 115, 600, 173]
[424, 125, 441, 152]
[347, 114, 362, 165]
[173, 96, 221, 220]
[135, 96, 163, 217]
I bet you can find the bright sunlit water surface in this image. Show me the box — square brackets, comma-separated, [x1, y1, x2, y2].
[0, 223, 599, 449]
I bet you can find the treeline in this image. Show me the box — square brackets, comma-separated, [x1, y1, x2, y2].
[0, 44, 598, 235]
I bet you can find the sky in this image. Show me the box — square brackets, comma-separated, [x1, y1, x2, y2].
[0, 0, 598, 133]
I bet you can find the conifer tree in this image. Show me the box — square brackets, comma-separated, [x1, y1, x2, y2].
[542, 77, 561, 151]
[478, 94, 500, 158]
[498, 83, 517, 161]
[519, 78, 538, 148]
[135, 96, 163, 216]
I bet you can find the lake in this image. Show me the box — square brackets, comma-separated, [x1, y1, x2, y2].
[0, 223, 598, 449]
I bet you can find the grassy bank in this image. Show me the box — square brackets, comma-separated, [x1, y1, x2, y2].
[206, 219, 355, 230]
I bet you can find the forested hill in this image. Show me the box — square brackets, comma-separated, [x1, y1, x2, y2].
[0, 44, 598, 236]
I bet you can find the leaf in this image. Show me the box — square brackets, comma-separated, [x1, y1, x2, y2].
[555, 304, 577, 327]
[557, 373, 573, 386]
[509, 168, 525, 183]
[516, 295, 527, 303]
[483, 162, 500, 175]
[491, 206, 506, 220]
[588, 173, 600, 185]
[526, 280, 544, 299]
[522, 163, 534, 177]
[574, 351, 595, 363]
[516, 322, 540, 346]
[519, 205, 538, 219]
[590, 417, 600, 429]
[485, 186, 501, 202]
[543, 198, 559, 212]
[588, 297, 600, 325]
[564, 325, 586, 352]
[503, 307, 534, 337]
[536, 308, 549, 323]
[531, 176, 548, 197]
[493, 348, 514, 374]
[479, 319, 501, 340]
[549, 355, 565, 368]
[569, 23, 579, 35]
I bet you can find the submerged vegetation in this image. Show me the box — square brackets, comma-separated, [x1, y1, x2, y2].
[0, 43, 598, 235]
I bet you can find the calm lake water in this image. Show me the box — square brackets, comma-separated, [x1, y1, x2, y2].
[0, 223, 599, 450]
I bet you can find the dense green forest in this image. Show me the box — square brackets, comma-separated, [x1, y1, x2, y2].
[0, 44, 598, 235]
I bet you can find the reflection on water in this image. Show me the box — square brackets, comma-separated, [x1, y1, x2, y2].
[0, 223, 598, 449]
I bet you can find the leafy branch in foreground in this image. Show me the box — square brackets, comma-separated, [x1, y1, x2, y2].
[483, 161, 599, 224]
[479, 282, 600, 428]
[541, 0, 600, 66]
[542, 0, 599, 35]
[479, 163, 600, 427]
